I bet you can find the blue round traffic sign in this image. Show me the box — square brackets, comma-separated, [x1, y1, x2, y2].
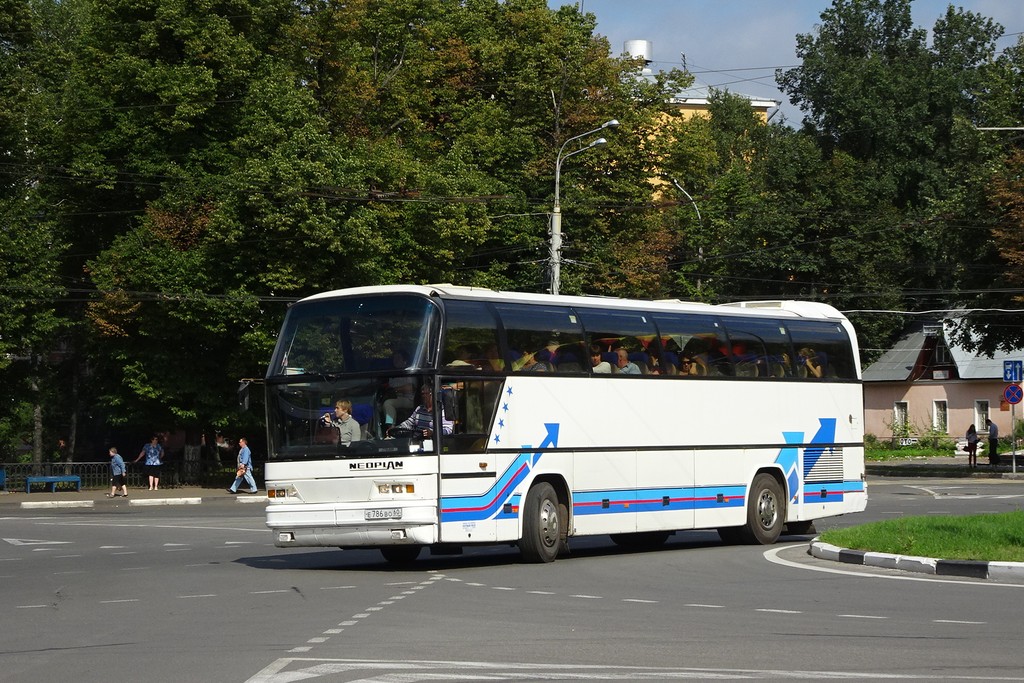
[1004, 384, 1023, 405]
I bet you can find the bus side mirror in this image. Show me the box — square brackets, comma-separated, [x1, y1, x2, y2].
[238, 380, 251, 411]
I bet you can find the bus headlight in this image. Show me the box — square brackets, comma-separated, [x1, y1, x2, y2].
[377, 483, 415, 494]
[267, 485, 298, 500]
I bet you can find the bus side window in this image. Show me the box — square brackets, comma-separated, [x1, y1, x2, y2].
[441, 300, 502, 372]
[787, 320, 856, 380]
[723, 318, 795, 379]
[651, 313, 732, 377]
[493, 303, 585, 374]
[576, 309, 659, 376]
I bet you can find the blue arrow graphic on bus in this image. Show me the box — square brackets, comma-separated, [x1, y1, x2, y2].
[442, 422, 561, 523]
[528, 423, 560, 467]
[778, 432, 802, 503]
[804, 418, 837, 473]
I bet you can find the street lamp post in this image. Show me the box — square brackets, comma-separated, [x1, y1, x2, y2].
[550, 119, 619, 295]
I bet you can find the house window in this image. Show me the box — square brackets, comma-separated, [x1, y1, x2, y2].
[933, 400, 947, 433]
[975, 401, 989, 431]
[893, 401, 909, 436]
[934, 339, 952, 365]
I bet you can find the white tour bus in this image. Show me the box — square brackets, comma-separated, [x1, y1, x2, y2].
[263, 284, 866, 563]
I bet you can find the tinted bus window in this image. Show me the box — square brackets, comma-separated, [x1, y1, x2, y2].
[723, 318, 796, 379]
[577, 308, 660, 374]
[440, 300, 502, 372]
[787, 320, 856, 379]
[494, 303, 585, 374]
[651, 313, 732, 377]
[271, 296, 439, 376]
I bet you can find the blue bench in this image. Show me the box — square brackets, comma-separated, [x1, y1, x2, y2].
[25, 475, 82, 493]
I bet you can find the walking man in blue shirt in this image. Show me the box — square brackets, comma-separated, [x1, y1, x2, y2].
[227, 437, 258, 494]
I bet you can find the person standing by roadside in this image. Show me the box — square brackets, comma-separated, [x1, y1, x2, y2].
[107, 447, 128, 498]
[227, 437, 258, 494]
[965, 424, 979, 469]
[986, 419, 1000, 467]
[133, 435, 164, 490]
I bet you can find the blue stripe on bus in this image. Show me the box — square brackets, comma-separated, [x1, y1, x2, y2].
[572, 485, 747, 515]
[801, 480, 865, 503]
[441, 453, 533, 522]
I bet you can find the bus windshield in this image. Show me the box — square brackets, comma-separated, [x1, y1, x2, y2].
[266, 294, 441, 460]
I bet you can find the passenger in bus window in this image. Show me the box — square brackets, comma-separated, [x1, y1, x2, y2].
[646, 351, 663, 375]
[322, 400, 360, 446]
[389, 385, 453, 437]
[615, 348, 641, 375]
[515, 349, 552, 372]
[483, 344, 505, 372]
[590, 344, 612, 374]
[798, 347, 823, 378]
[446, 344, 482, 370]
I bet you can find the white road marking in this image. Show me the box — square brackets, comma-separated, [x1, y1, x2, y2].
[756, 608, 802, 614]
[685, 603, 724, 608]
[934, 619, 986, 624]
[4, 538, 72, 546]
[179, 594, 217, 599]
[247, 657, 1024, 682]
[100, 599, 139, 604]
[838, 614, 887, 619]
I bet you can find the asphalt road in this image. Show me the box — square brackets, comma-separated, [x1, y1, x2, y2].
[2, 477, 1023, 682]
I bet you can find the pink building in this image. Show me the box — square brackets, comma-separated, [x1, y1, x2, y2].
[863, 321, 1020, 444]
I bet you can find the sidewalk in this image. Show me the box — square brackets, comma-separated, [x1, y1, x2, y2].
[0, 485, 266, 509]
[866, 452, 1024, 479]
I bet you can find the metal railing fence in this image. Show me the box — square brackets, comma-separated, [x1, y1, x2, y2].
[0, 452, 243, 491]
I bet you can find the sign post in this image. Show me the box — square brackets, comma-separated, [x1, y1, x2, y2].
[1003, 380, 1023, 475]
[1004, 360, 1023, 383]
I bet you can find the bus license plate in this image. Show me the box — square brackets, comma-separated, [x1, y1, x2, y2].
[365, 508, 402, 521]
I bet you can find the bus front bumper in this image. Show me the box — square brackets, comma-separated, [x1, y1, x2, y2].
[267, 502, 438, 548]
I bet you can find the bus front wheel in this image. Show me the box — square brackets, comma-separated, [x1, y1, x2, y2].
[519, 482, 563, 563]
[745, 473, 785, 544]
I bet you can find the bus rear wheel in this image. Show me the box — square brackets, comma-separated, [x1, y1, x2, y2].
[380, 545, 422, 564]
[744, 473, 785, 544]
[519, 482, 563, 563]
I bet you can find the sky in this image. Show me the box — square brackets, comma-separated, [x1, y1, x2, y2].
[548, 0, 1024, 124]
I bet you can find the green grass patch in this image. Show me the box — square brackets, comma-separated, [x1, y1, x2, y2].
[864, 447, 958, 461]
[820, 511, 1024, 562]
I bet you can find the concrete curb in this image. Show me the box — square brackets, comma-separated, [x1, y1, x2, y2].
[20, 500, 95, 510]
[809, 539, 1024, 580]
[128, 497, 203, 507]
[15, 494, 266, 509]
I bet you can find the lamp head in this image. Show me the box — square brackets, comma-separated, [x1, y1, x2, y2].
[602, 119, 620, 129]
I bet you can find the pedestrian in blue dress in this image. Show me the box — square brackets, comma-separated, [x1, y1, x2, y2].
[227, 437, 258, 494]
[133, 435, 164, 491]
[107, 447, 128, 498]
